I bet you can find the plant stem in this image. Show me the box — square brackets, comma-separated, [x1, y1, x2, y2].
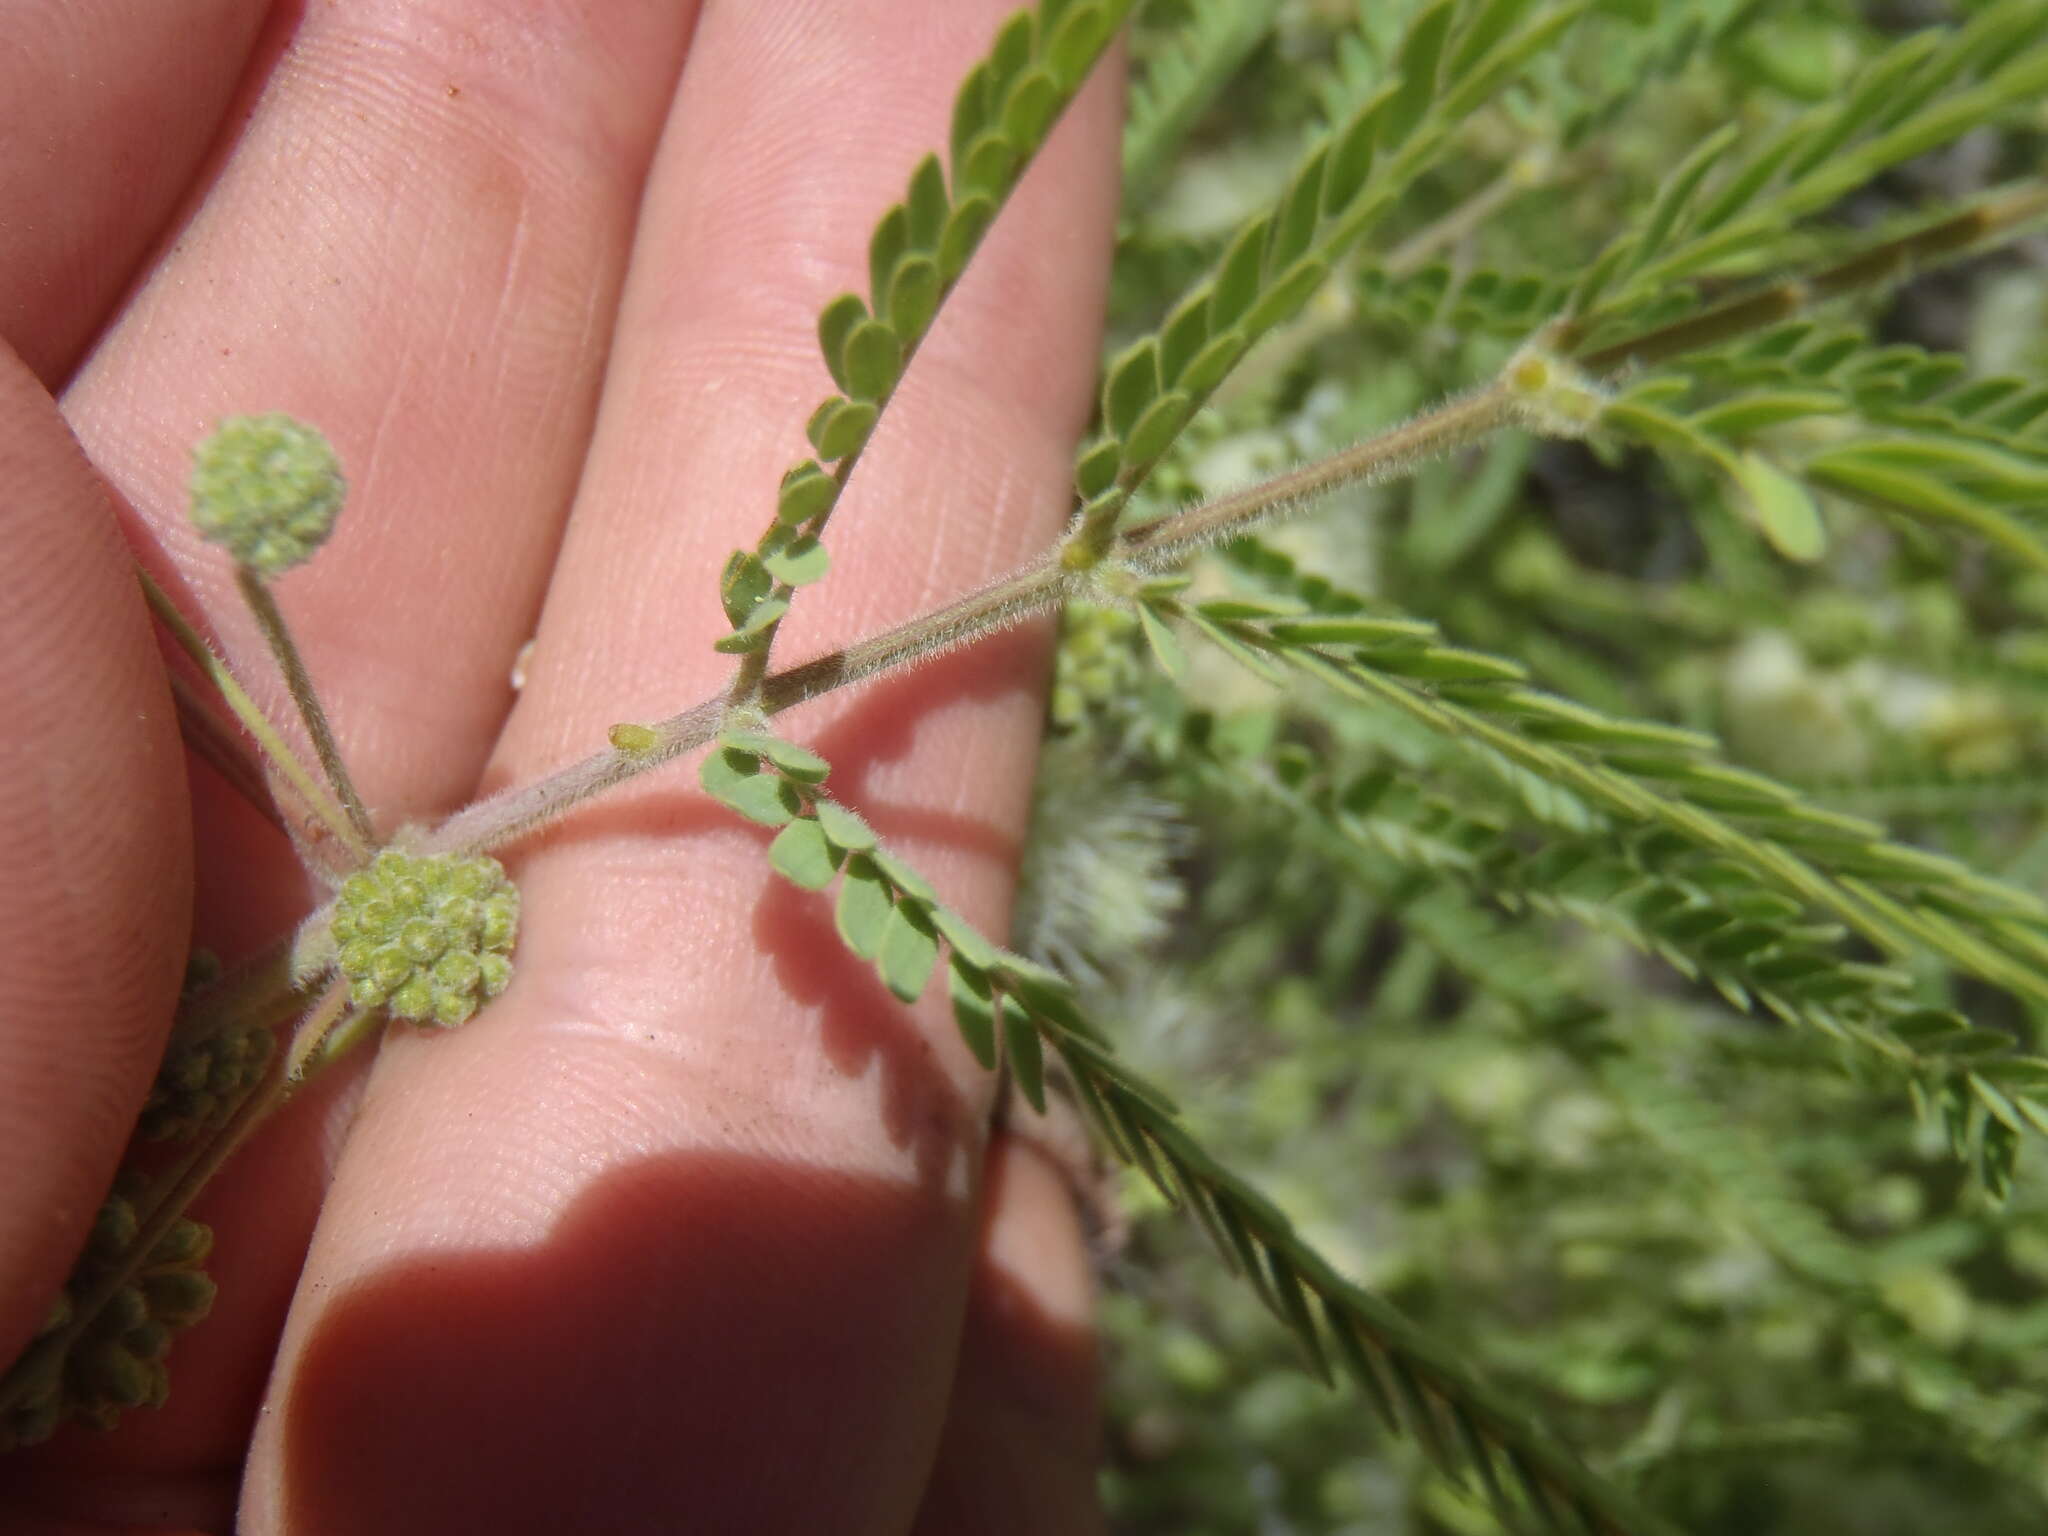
[419, 696, 724, 857]
[420, 384, 1528, 859]
[165, 669, 288, 839]
[1118, 379, 1523, 569]
[236, 567, 376, 849]
[422, 181, 2048, 865]
[423, 560, 1075, 857]
[1565, 179, 2048, 370]
[759, 561, 1071, 714]
[280, 976, 357, 1085]
[139, 569, 369, 867]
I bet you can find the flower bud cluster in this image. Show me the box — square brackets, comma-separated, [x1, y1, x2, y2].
[139, 1025, 274, 1142]
[189, 412, 346, 576]
[331, 850, 520, 1027]
[0, 1186, 215, 1449]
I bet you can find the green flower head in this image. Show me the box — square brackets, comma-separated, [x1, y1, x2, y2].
[189, 413, 346, 576]
[331, 849, 520, 1028]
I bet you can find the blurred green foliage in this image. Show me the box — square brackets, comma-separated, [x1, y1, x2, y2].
[1027, 1, 2048, 1528]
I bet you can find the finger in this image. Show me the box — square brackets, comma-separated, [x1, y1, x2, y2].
[0, 0, 268, 382]
[30, 0, 705, 1478]
[64, 0, 703, 827]
[0, 341, 190, 1370]
[912, 1131, 1103, 1535]
[247, 3, 1122, 1530]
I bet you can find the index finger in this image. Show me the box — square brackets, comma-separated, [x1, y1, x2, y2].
[244, 2, 1122, 1529]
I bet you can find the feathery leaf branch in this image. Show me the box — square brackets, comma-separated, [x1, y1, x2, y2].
[718, 0, 1138, 689]
[696, 725, 1677, 1536]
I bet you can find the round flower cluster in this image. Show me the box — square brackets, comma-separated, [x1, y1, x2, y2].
[188, 412, 346, 576]
[331, 850, 520, 1027]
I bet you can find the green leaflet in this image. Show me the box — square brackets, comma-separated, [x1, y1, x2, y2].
[814, 799, 877, 852]
[840, 320, 904, 403]
[1734, 450, 1826, 563]
[929, 905, 1000, 970]
[698, 748, 798, 827]
[716, 729, 830, 784]
[877, 903, 940, 1002]
[816, 293, 870, 398]
[948, 959, 999, 1068]
[768, 817, 838, 890]
[762, 535, 830, 588]
[718, 552, 772, 629]
[718, 0, 1138, 653]
[805, 399, 876, 463]
[835, 856, 895, 959]
[775, 461, 836, 526]
[1003, 992, 1048, 1112]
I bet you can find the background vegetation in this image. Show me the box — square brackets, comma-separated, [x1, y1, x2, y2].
[1031, 2, 2048, 1530]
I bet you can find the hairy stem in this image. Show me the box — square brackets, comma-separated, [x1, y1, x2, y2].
[140, 569, 369, 868]
[759, 560, 1071, 714]
[424, 560, 1074, 858]
[1118, 378, 1526, 569]
[419, 696, 725, 858]
[280, 977, 358, 1086]
[236, 567, 375, 850]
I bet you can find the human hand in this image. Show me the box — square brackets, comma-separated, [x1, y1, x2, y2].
[0, 3, 1120, 1530]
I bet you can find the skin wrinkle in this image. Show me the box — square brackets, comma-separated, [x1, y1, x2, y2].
[294, 1, 678, 175]
[0, 0, 265, 383]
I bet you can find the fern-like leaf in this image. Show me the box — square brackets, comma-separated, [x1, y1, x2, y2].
[716, 0, 1138, 657]
[1067, 0, 1591, 556]
[1565, 1, 2048, 336]
[698, 727, 1675, 1535]
[1137, 542, 2048, 1192]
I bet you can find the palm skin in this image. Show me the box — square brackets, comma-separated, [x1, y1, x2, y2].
[0, 3, 1120, 1530]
